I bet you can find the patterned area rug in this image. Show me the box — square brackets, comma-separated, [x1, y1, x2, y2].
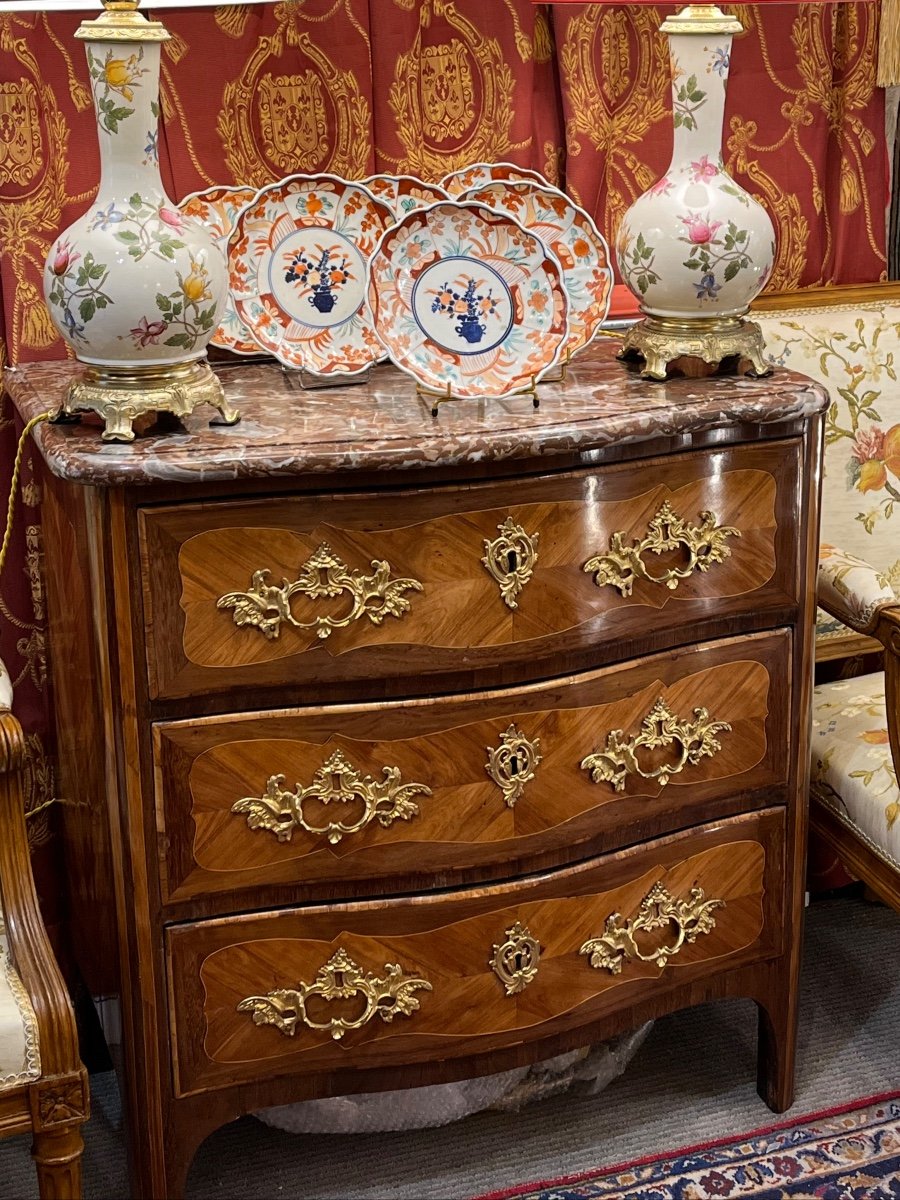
[473, 1093, 900, 1199]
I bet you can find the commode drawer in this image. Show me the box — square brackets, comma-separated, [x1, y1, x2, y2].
[139, 440, 801, 701]
[153, 629, 791, 904]
[166, 808, 783, 1096]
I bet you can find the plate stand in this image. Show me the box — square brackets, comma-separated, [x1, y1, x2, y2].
[420, 377, 541, 418]
[538, 350, 571, 385]
[283, 366, 374, 392]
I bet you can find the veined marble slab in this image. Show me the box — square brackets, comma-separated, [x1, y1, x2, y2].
[5, 339, 828, 487]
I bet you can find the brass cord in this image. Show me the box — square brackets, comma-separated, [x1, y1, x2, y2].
[0, 412, 52, 582]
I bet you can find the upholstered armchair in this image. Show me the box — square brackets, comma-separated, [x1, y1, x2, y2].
[811, 548, 900, 894]
[0, 658, 88, 1197]
[755, 287, 900, 904]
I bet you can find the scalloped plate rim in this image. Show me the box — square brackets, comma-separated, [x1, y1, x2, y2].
[460, 179, 614, 360]
[440, 161, 555, 196]
[227, 171, 394, 377]
[366, 198, 570, 401]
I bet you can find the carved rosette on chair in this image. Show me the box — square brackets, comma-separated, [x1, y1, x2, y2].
[41, 0, 237, 443]
[615, 4, 775, 380]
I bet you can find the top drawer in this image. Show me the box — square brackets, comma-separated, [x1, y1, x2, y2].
[139, 441, 801, 701]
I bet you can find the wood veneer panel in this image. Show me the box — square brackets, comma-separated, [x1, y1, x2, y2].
[139, 440, 801, 701]
[166, 808, 782, 1096]
[40, 475, 118, 995]
[13, 343, 824, 1197]
[154, 630, 791, 904]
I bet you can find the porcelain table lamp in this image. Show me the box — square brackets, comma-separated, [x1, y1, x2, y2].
[615, 2, 775, 379]
[41, 0, 238, 441]
[538, 0, 883, 380]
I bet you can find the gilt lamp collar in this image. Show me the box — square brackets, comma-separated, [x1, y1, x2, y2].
[75, 0, 169, 44]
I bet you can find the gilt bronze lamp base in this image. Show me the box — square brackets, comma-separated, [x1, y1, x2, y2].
[57, 359, 240, 443]
[618, 315, 772, 382]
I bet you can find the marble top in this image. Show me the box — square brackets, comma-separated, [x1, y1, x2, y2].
[4, 339, 828, 488]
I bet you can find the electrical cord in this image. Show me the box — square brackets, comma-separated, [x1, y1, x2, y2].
[0, 411, 53, 580]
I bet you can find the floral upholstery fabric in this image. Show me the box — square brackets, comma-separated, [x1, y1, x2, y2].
[756, 301, 900, 643]
[812, 673, 900, 869]
[818, 544, 898, 633]
[0, 904, 41, 1089]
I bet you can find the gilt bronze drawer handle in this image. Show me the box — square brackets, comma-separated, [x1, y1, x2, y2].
[482, 518, 540, 609]
[237, 948, 432, 1041]
[490, 922, 541, 995]
[584, 502, 740, 596]
[580, 698, 731, 792]
[217, 542, 424, 641]
[232, 748, 432, 845]
[580, 882, 725, 975]
[485, 725, 542, 808]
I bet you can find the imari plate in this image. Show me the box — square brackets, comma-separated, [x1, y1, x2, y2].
[227, 175, 394, 377]
[179, 185, 258, 355]
[362, 174, 450, 219]
[463, 181, 613, 362]
[367, 201, 568, 400]
[440, 162, 553, 198]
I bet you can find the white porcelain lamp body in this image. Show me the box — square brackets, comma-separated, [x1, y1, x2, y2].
[616, 9, 775, 326]
[42, 20, 226, 369]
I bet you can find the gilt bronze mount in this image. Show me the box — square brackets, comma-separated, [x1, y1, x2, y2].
[55, 359, 239, 444]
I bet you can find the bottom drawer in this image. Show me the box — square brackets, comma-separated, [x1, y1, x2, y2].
[167, 808, 784, 1096]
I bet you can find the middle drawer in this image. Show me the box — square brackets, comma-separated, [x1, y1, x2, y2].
[154, 629, 790, 905]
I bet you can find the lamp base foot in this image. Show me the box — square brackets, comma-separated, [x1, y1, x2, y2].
[60, 359, 240, 443]
[618, 314, 772, 382]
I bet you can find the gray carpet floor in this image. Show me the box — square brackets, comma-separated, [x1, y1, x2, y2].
[2, 893, 898, 1199]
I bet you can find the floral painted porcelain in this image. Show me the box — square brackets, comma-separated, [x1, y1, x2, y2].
[367, 200, 568, 400]
[362, 175, 450, 219]
[43, 12, 226, 371]
[615, 5, 775, 379]
[228, 175, 394, 377]
[617, 9, 774, 321]
[179, 185, 258, 355]
[440, 162, 552, 199]
[463, 181, 612, 363]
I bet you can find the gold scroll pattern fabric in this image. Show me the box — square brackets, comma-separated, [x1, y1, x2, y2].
[0, 1, 887, 370]
[0, 1, 888, 842]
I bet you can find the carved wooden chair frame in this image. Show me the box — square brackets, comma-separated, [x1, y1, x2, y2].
[0, 662, 88, 1198]
[755, 280, 900, 911]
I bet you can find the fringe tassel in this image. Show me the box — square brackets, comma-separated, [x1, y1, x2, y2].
[214, 5, 250, 39]
[533, 9, 553, 64]
[878, 0, 900, 87]
[839, 155, 862, 213]
[19, 283, 58, 351]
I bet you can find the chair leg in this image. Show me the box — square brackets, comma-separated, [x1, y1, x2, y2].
[32, 1126, 84, 1200]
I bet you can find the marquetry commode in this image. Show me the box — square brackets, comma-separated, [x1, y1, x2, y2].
[6, 339, 826, 1198]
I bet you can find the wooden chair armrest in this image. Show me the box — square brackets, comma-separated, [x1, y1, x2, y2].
[814, 628, 883, 665]
[818, 545, 897, 634]
[873, 605, 900, 788]
[0, 706, 81, 1080]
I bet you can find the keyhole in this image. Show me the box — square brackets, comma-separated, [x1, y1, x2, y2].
[333, 972, 345, 989]
[510, 749, 529, 778]
[506, 549, 518, 573]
